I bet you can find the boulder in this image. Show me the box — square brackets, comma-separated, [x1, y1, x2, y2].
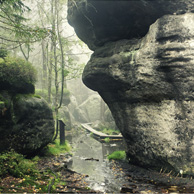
[74, 94, 101, 122]
[0, 93, 54, 155]
[68, 0, 194, 173]
[0, 54, 54, 155]
[82, 13, 194, 173]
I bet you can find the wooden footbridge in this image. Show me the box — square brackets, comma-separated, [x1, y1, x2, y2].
[81, 123, 123, 140]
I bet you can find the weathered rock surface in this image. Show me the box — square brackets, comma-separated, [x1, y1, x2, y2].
[71, 93, 116, 129]
[83, 13, 194, 172]
[67, 0, 194, 50]
[68, 0, 194, 173]
[0, 93, 54, 155]
[74, 94, 101, 123]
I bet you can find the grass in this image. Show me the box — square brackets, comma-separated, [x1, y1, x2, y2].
[107, 150, 126, 160]
[46, 139, 71, 156]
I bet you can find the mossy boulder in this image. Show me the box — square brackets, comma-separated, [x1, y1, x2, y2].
[0, 56, 36, 94]
[0, 93, 54, 155]
[0, 53, 54, 155]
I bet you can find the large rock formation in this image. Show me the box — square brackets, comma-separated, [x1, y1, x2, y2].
[68, 0, 194, 50]
[0, 92, 55, 156]
[68, 0, 194, 173]
[0, 55, 55, 155]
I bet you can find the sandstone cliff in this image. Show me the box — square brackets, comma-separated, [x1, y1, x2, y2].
[68, 0, 194, 173]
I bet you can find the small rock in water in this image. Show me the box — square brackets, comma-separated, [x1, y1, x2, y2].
[120, 187, 134, 193]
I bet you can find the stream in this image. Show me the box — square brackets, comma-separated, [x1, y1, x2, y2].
[67, 127, 194, 193]
[67, 129, 126, 193]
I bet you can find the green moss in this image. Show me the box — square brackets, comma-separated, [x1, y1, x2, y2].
[0, 101, 5, 109]
[46, 139, 71, 156]
[35, 89, 48, 101]
[0, 94, 9, 107]
[107, 150, 126, 160]
[14, 93, 41, 102]
[101, 127, 120, 135]
[33, 94, 41, 99]
[0, 55, 36, 93]
[0, 150, 38, 178]
[104, 137, 110, 143]
[0, 150, 66, 193]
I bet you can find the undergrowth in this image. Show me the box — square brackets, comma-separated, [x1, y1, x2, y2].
[0, 141, 70, 193]
[46, 139, 71, 156]
[0, 150, 38, 178]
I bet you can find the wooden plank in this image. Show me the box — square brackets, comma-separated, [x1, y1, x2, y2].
[81, 123, 122, 139]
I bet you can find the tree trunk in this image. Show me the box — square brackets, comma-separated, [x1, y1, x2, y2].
[41, 40, 48, 90]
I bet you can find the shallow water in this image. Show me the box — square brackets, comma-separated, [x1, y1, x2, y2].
[67, 128, 194, 193]
[67, 130, 126, 193]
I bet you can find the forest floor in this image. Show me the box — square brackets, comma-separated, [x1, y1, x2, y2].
[1, 153, 194, 193]
[1, 157, 194, 194]
[0, 154, 98, 193]
[1, 127, 194, 193]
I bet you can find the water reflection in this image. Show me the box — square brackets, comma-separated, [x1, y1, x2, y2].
[67, 131, 125, 193]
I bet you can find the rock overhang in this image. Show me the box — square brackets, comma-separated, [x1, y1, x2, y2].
[67, 0, 194, 173]
[67, 0, 194, 50]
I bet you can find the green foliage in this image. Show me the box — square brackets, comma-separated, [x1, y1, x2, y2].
[18, 171, 64, 193]
[0, 0, 50, 48]
[46, 139, 71, 156]
[0, 0, 29, 12]
[102, 128, 120, 135]
[0, 56, 36, 90]
[0, 150, 38, 178]
[45, 171, 65, 193]
[107, 151, 126, 160]
[0, 49, 8, 58]
[14, 25, 50, 43]
[104, 137, 110, 143]
[0, 150, 66, 193]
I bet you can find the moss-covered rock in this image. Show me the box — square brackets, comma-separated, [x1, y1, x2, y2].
[0, 93, 54, 155]
[0, 56, 36, 94]
[0, 53, 54, 155]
